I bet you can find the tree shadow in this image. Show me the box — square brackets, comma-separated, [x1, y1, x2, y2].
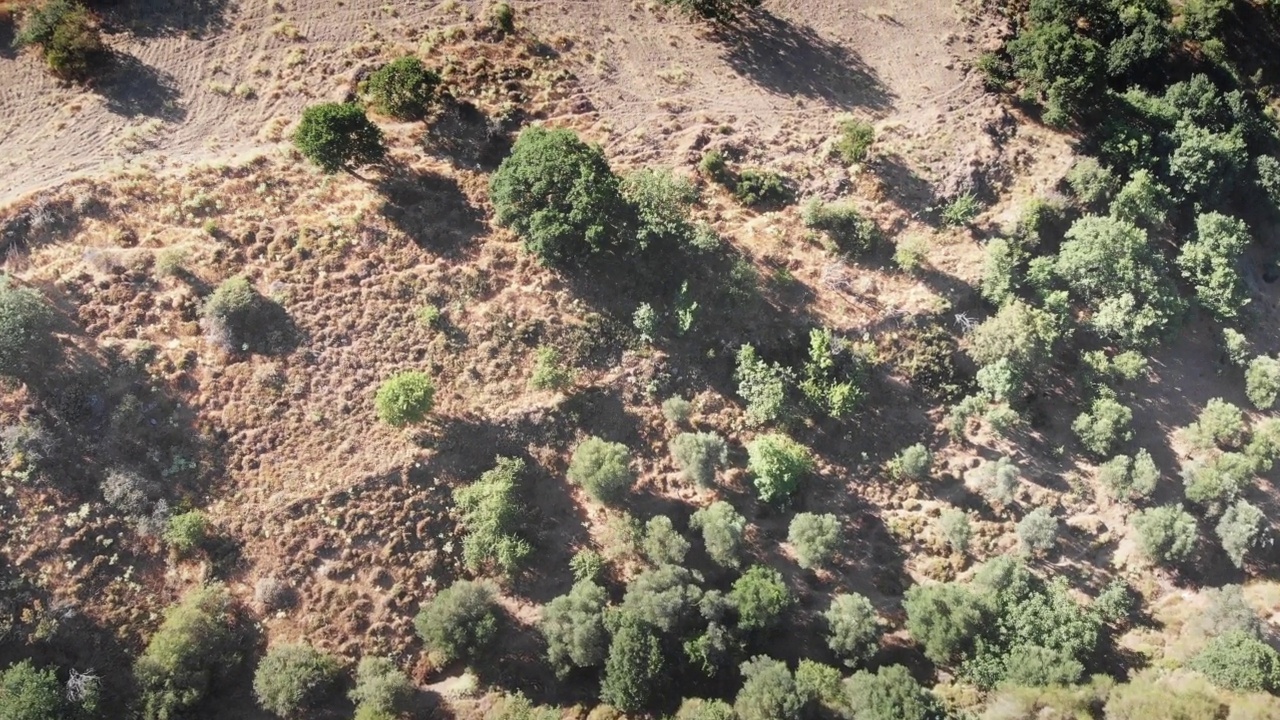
[871, 153, 938, 226]
[94, 51, 186, 121]
[710, 10, 894, 111]
[373, 161, 486, 259]
[423, 98, 518, 172]
[100, 0, 232, 39]
[0, 20, 15, 60]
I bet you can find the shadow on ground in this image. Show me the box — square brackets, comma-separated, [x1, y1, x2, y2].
[95, 51, 186, 121]
[101, 0, 232, 38]
[374, 161, 486, 258]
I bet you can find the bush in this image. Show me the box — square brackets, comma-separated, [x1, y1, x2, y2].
[1017, 507, 1059, 555]
[293, 103, 386, 174]
[1246, 356, 1280, 410]
[0, 277, 57, 380]
[662, 396, 693, 424]
[734, 169, 791, 208]
[893, 234, 929, 273]
[670, 432, 727, 488]
[622, 565, 702, 633]
[529, 346, 574, 391]
[734, 656, 801, 720]
[1181, 451, 1253, 506]
[1098, 450, 1159, 501]
[972, 456, 1020, 507]
[699, 148, 731, 184]
[490, 127, 628, 266]
[1072, 394, 1133, 456]
[674, 698, 735, 720]
[165, 510, 208, 555]
[734, 344, 793, 426]
[1104, 676, 1224, 719]
[0, 660, 64, 720]
[799, 327, 864, 418]
[746, 433, 813, 504]
[642, 516, 690, 566]
[413, 580, 499, 664]
[600, 613, 664, 713]
[362, 57, 440, 119]
[252, 644, 340, 718]
[661, 0, 762, 21]
[568, 437, 633, 503]
[1064, 157, 1118, 209]
[903, 583, 985, 664]
[1131, 505, 1197, 565]
[1094, 579, 1136, 624]
[940, 192, 981, 226]
[689, 501, 746, 568]
[731, 566, 791, 632]
[1217, 500, 1265, 569]
[621, 168, 698, 251]
[888, 443, 931, 481]
[1191, 631, 1280, 692]
[542, 580, 608, 678]
[937, 509, 972, 554]
[824, 593, 879, 667]
[967, 300, 1058, 377]
[453, 456, 531, 575]
[1187, 398, 1247, 450]
[135, 584, 242, 720]
[200, 276, 276, 353]
[15, 0, 103, 80]
[834, 117, 875, 164]
[489, 2, 515, 32]
[1178, 212, 1250, 320]
[349, 657, 412, 719]
[802, 199, 877, 256]
[1000, 645, 1085, 687]
[374, 371, 435, 427]
[788, 513, 840, 569]
[844, 665, 932, 720]
[1110, 168, 1171, 228]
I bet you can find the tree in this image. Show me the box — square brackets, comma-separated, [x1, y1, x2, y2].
[734, 656, 801, 720]
[293, 103, 386, 174]
[674, 698, 735, 720]
[200, 275, 284, 353]
[1168, 121, 1247, 205]
[14, 0, 104, 81]
[1072, 393, 1133, 456]
[1131, 505, 1197, 565]
[1098, 450, 1159, 501]
[567, 437, 633, 504]
[1198, 584, 1262, 639]
[1191, 631, 1280, 692]
[903, 583, 985, 664]
[888, 443, 932, 481]
[0, 660, 64, 720]
[1110, 169, 1172, 229]
[1246, 356, 1280, 410]
[689, 501, 747, 568]
[620, 168, 698, 251]
[746, 434, 813, 504]
[1181, 451, 1252, 506]
[363, 57, 440, 119]
[621, 565, 702, 633]
[735, 344, 794, 426]
[787, 513, 840, 570]
[971, 456, 1020, 507]
[252, 644, 341, 718]
[542, 581, 608, 677]
[490, 127, 628, 266]
[1177, 212, 1250, 319]
[135, 584, 242, 720]
[824, 593, 880, 667]
[642, 516, 691, 566]
[413, 580, 499, 664]
[0, 277, 57, 380]
[967, 300, 1058, 378]
[670, 432, 728, 488]
[600, 613, 664, 713]
[1000, 645, 1084, 687]
[1017, 507, 1059, 555]
[454, 456, 531, 575]
[937, 509, 972, 553]
[1065, 157, 1118, 209]
[349, 657, 413, 720]
[844, 664, 932, 720]
[374, 371, 435, 427]
[661, 0, 762, 21]
[1217, 500, 1265, 569]
[730, 566, 792, 633]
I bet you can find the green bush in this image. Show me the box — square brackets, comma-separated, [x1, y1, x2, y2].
[1185, 397, 1246, 450]
[567, 437, 633, 503]
[802, 199, 877, 256]
[689, 501, 746, 568]
[642, 516, 690, 566]
[844, 664, 932, 720]
[200, 276, 278, 353]
[569, 549, 604, 583]
[735, 344, 793, 426]
[292, 103, 386, 174]
[799, 327, 864, 419]
[1110, 169, 1172, 229]
[165, 510, 208, 555]
[967, 300, 1058, 378]
[972, 455, 1020, 507]
[489, 2, 515, 32]
[363, 57, 440, 119]
[674, 698, 735, 720]
[730, 566, 791, 632]
[15, 0, 104, 80]
[1131, 505, 1197, 565]
[135, 584, 242, 720]
[453, 456, 531, 575]
[1104, 676, 1225, 719]
[788, 513, 839, 570]
[834, 117, 875, 164]
[1000, 645, 1084, 687]
[1246, 356, 1280, 410]
[670, 432, 728, 488]
[413, 580, 499, 664]
[824, 593, 879, 667]
[621, 168, 698, 251]
[1218, 500, 1265, 568]
[662, 396, 693, 424]
[253, 643, 340, 718]
[490, 127, 628, 266]
[937, 509, 972, 554]
[734, 169, 791, 208]
[0, 660, 64, 720]
[903, 583, 985, 664]
[529, 346, 574, 391]
[1016, 507, 1058, 555]
[1191, 631, 1280, 692]
[1072, 394, 1133, 456]
[661, 0, 762, 21]
[599, 612, 664, 713]
[940, 192, 981, 227]
[0, 277, 57, 380]
[888, 443, 931, 481]
[1181, 451, 1252, 506]
[542, 580, 608, 677]
[893, 234, 929, 273]
[1177, 212, 1250, 320]
[699, 148, 731, 184]
[734, 656, 801, 720]
[1094, 579, 1136, 624]
[1065, 157, 1118, 208]
[746, 433, 813, 504]
[349, 657, 412, 719]
[1097, 449, 1159, 501]
[374, 371, 435, 427]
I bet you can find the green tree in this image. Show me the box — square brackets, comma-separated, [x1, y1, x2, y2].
[1072, 393, 1133, 456]
[541, 581, 608, 677]
[937, 508, 972, 553]
[135, 584, 242, 720]
[1217, 500, 1265, 569]
[746, 433, 813, 504]
[903, 583, 985, 664]
[689, 501, 747, 568]
[735, 344, 794, 426]
[670, 432, 728, 488]
[1110, 168, 1172, 229]
[293, 103, 386, 174]
[362, 57, 440, 119]
[824, 593, 880, 667]
[1065, 157, 1118, 209]
[1098, 450, 1159, 501]
[734, 656, 801, 720]
[730, 566, 791, 633]
[0, 660, 64, 720]
[374, 371, 435, 427]
[1168, 121, 1247, 205]
[967, 300, 1058, 379]
[413, 580, 499, 664]
[349, 657, 412, 720]
[1246, 356, 1280, 410]
[453, 457, 531, 575]
[490, 127, 628, 266]
[252, 644, 341, 718]
[1185, 397, 1247, 450]
[1191, 631, 1280, 692]
[599, 613, 664, 713]
[888, 443, 932, 481]
[14, 0, 104, 81]
[1131, 505, 1197, 565]
[1181, 451, 1252, 506]
[1007, 22, 1105, 126]
[0, 277, 57, 380]
[621, 565, 702, 633]
[787, 513, 840, 570]
[620, 168, 698, 251]
[674, 698, 735, 720]
[844, 664, 932, 720]
[642, 516, 691, 566]
[1178, 212, 1250, 320]
[1017, 507, 1059, 555]
[567, 437, 633, 504]
[972, 456, 1020, 507]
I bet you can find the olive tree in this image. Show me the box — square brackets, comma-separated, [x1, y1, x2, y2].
[787, 513, 840, 569]
[1131, 505, 1197, 565]
[824, 593, 880, 667]
[689, 501, 746, 568]
[293, 103, 386, 174]
[542, 581, 608, 677]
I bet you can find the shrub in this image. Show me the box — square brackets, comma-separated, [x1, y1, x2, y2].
[363, 57, 440, 119]
[888, 443, 931, 481]
[1191, 631, 1280, 692]
[1246, 356, 1280, 410]
[568, 437, 633, 503]
[689, 501, 746, 568]
[622, 565, 702, 633]
[253, 644, 340, 718]
[662, 396, 693, 424]
[633, 302, 658, 342]
[1178, 212, 1250, 320]
[799, 327, 864, 419]
[15, 0, 103, 80]
[824, 593, 879, 667]
[165, 510, 208, 555]
[349, 657, 412, 719]
[1000, 645, 1085, 687]
[529, 346, 573, 391]
[453, 456, 531, 575]
[293, 103, 386, 174]
[489, 2, 515, 32]
[542, 581, 608, 677]
[254, 577, 296, 612]
[971, 456, 1020, 507]
[1217, 500, 1265, 569]
[1131, 505, 1197, 565]
[670, 432, 727, 488]
[734, 169, 791, 208]
[1181, 451, 1253, 506]
[413, 580, 499, 664]
[1017, 507, 1059, 555]
[788, 513, 840, 569]
[374, 371, 435, 427]
[1064, 157, 1118, 209]
[937, 509, 972, 554]
[1098, 450, 1159, 501]
[802, 199, 877, 256]
[795, 660, 843, 708]
[730, 566, 791, 632]
[1094, 579, 1136, 624]
[0, 277, 56, 380]
[0, 660, 64, 720]
[834, 117, 875, 164]
[621, 168, 698, 251]
[599, 613, 664, 713]
[1072, 394, 1133, 456]
[135, 585, 241, 720]
[1104, 676, 1224, 719]
[940, 192, 981, 226]
[746, 433, 813, 504]
[1185, 398, 1247, 450]
[661, 0, 762, 20]
[735, 344, 793, 426]
[734, 657, 801, 720]
[675, 698, 735, 720]
[967, 300, 1058, 376]
[569, 549, 605, 583]
[1110, 168, 1171, 228]
[903, 583, 985, 664]
[893, 234, 929, 273]
[490, 127, 627, 266]
[642, 516, 690, 566]
[200, 276, 273, 353]
[844, 665, 932, 720]
[699, 148, 731, 184]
